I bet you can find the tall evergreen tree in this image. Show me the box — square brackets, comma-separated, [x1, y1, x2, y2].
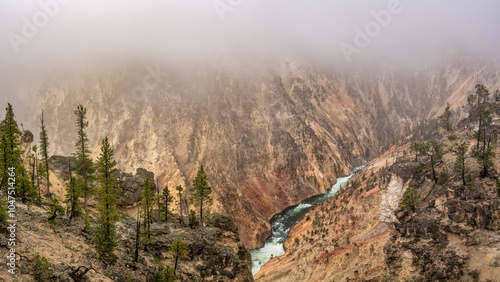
[438, 104, 453, 131]
[73, 104, 95, 210]
[141, 178, 154, 249]
[416, 140, 442, 182]
[453, 142, 470, 187]
[191, 165, 212, 238]
[33, 145, 41, 200]
[474, 137, 497, 178]
[66, 159, 81, 220]
[31, 145, 40, 199]
[176, 185, 184, 223]
[467, 84, 491, 150]
[0, 103, 22, 191]
[410, 141, 427, 162]
[39, 111, 50, 196]
[170, 239, 189, 273]
[161, 185, 174, 223]
[95, 137, 120, 263]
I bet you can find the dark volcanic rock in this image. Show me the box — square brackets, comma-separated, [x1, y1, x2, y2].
[114, 168, 156, 206]
[49, 155, 73, 181]
[49, 155, 155, 206]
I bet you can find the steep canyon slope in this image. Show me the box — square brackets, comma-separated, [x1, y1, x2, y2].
[257, 101, 500, 281]
[17, 58, 500, 249]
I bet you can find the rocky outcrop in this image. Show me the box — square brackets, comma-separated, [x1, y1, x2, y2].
[49, 155, 156, 206]
[258, 105, 500, 281]
[145, 213, 253, 281]
[22, 58, 500, 248]
[0, 202, 253, 281]
[113, 168, 156, 206]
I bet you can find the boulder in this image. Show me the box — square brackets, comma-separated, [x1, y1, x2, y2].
[114, 168, 156, 206]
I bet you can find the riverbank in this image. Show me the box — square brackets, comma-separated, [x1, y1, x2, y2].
[250, 165, 365, 275]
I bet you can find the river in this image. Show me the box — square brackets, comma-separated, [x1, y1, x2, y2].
[250, 165, 365, 275]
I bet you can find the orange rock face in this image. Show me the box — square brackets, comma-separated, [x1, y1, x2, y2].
[21, 58, 498, 250]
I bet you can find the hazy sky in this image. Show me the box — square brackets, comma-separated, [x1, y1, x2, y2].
[0, 0, 499, 103]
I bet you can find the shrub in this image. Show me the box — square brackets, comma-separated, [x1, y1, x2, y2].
[188, 209, 199, 229]
[448, 134, 458, 141]
[400, 181, 420, 211]
[33, 253, 54, 281]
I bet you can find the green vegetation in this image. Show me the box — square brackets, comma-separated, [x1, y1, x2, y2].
[0, 196, 8, 228]
[73, 104, 96, 210]
[400, 181, 420, 211]
[0, 104, 22, 191]
[176, 185, 184, 223]
[33, 253, 54, 281]
[170, 238, 189, 272]
[191, 165, 212, 237]
[189, 209, 199, 229]
[39, 111, 50, 196]
[453, 142, 471, 187]
[160, 185, 174, 223]
[47, 196, 65, 224]
[438, 104, 453, 131]
[415, 140, 443, 182]
[66, 156, 82, 220]
[151, 264, 178, 281]
[94, 137, 120, 263]
[141, 178, 155, 249]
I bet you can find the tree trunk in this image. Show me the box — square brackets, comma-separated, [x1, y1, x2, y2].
[134, 208, 140, 264]
[200, 198, 204, 239]
[36, 158, 40, 201]
[461, 159, 466, 187]
[179, 193, 184, 224]
[69, 159, 74, 220]
[174, 256, 179, 272]
[45, 152, 50, 196]
[476, 115, 483, 150]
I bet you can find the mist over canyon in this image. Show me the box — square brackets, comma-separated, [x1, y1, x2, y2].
[10, 56, 500, 249]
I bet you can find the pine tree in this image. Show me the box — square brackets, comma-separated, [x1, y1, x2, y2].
[31, 145, 41, 200]
[47, 196, 65, 223]
[0, 196, 8, 228]
[18, 167, 37, 204]
[189, 209, 199, 229]
[161, 185, 174, 223]
[438, 104, 453, 131]
[33, 145, 41, 200]
[73, 104, 95, 210]
[474, 137, 497, 177]
[170, 239, 189, 273]
[416, 140, 442, 182]
[453, 142, 470, 187]
[401, 181, 420, 211]
[410, 141, 426, 162]
[0, 103, 22, 191]
[39, 111, 50, 196]
[191, 165, 212, 238]
[141, 178, 154, 249]
[467, 84, 491, 150]
[151, 265, 178, 282]
[176, 185, 184, 224]
[94, 137, 120, 263]
[66, 159, 81, 220]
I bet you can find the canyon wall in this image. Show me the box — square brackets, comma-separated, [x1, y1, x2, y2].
[17, 57, 500, 248]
